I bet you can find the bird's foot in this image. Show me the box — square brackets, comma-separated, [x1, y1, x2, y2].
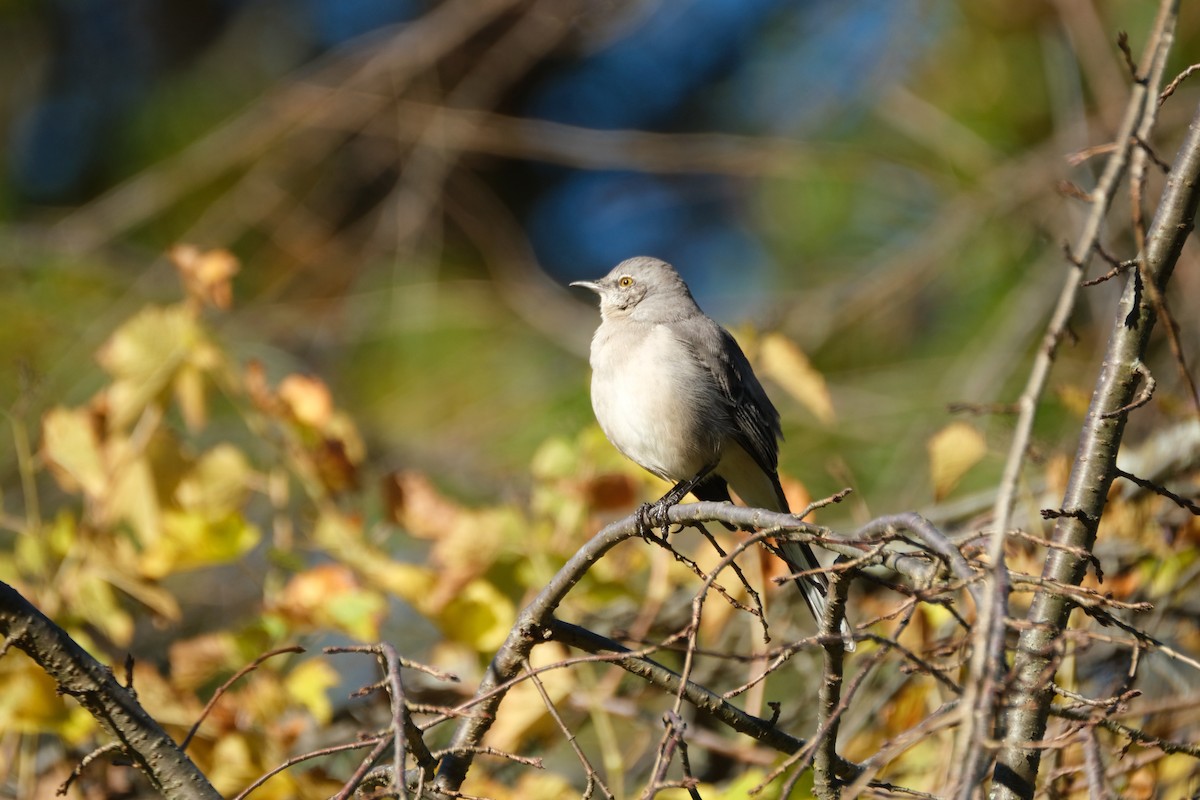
[636, 499, 673, 537]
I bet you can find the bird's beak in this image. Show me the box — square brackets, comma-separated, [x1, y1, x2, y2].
[569, 279, 602, 294]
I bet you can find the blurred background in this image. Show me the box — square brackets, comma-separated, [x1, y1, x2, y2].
[0, 0, 1197, 519]
[3, 2, 1200, 796]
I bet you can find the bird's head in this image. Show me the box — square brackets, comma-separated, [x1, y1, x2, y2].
[570, 256, 699, 323]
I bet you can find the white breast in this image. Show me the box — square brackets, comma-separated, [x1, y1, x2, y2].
[589, 322, 723, 481]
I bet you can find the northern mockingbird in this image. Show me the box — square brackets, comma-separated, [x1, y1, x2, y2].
[572, 256, 853, 650]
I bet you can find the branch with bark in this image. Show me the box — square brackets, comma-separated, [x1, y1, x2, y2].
[0, 582, 221, 800]
[991, 91, 1200, 800]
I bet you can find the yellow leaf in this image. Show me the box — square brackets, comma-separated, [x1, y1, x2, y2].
[529, 436, 580, 482]
[74, 572, 134, 645]
[325, 588, 386, 641]
[1147, 550, 1197, 598]
[757, 332, 836, 424]
[659, 769, 780, 800]
[175, 444, 252, 516]
[463, 772, 577, 800]
[313, 509, 438, 608]
[284, 660, 339, 724]
[107, 444, 161, 547]
[207, 733, 263, 796]
[436, 578, 515, 652]
[0, 650, 90, 734]
[141, 511, 260, 578]
[927, 421, 987, 500]
[278, 374, 332, 427]
[14, 510, 78, 579]
[174, 362, 208, 432]
[42, 407, 106, 497]
[97, 305, 200, 429]
[361, 560, 437, 607]
[100, 566, 183, 623]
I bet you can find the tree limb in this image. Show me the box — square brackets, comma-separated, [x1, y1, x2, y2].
[432, 501, 955, 792]
[992, 90, 1200, 800]
[0, 581, 221, 800]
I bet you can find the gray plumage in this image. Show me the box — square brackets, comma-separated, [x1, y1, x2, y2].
[572, 256, 853, 650]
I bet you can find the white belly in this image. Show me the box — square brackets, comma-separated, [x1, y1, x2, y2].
[589, 323, 722, 481]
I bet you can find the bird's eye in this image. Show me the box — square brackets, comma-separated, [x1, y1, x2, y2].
[618, 276, 634, 288]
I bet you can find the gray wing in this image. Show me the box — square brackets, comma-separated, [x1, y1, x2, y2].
[677, 317, 852, 645]
[674, 316, 783, 477]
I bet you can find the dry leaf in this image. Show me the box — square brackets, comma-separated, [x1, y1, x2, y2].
[169, 633, 239, 692]
[171, 244, 239, 310]
[927, 421, 987, 500]
[278, 374, 333, 428]
[42, 406, 106, 497]
[274, 563, 385, 641]
[582, 472, 638, 511]
[141, 511, 260, 579]
[757, 331, 836, 424]
[244, 360, 278, 413]
[175, 444, 252, 516]
[97, 304, 200, 429]
[387, 471, 462, 540]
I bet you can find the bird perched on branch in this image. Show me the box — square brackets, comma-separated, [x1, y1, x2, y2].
[571, 256, 853, 651]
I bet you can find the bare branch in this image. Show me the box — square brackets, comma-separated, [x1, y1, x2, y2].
[1113, 467, 1200, 514]
[1160, 63, 1200, 105]
[995, 25, 1200, 800]
[813, 571, 853, 799]
[233, 738, 387, 800]
[967, 2, 1183, 794]
[182, 645, 304, 751]
[548, 619, 807, 755]
[524, 658, 615, 800]
[0, 581, 221, 799]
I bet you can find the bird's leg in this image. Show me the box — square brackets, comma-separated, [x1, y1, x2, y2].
[637, 463, 718, 533]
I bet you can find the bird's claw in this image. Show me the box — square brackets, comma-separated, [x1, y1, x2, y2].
[636, 500, 673, 535]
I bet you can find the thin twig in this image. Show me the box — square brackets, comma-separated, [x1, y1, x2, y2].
[1160, 63, 1200, 105]
[333, 733, 393, 800]
[1113, 467, 1200, 514]
[813, 570, 853, 799]
[523, 658, 615, 800]
[57, 742, 123, 796]
[181, 645, 304, 751]
[233, 738, 386, 800]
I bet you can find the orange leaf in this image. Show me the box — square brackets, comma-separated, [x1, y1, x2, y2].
[171, 244, 239, 310]
[278, 374, 333, 428]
